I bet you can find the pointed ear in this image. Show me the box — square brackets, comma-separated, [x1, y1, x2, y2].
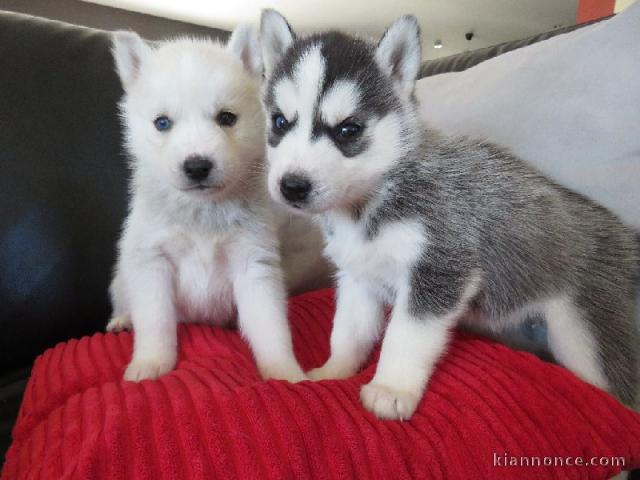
[260, 9, 295, 76]
[375, 16, 421, 100]
[111, 30, 151, 91]
[227, 24, 263, 76]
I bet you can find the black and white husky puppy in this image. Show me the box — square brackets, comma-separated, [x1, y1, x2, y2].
[259, 10, 640, 419]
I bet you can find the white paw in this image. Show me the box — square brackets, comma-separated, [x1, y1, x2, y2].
[307, 361, 358, 381]
[360, 382, 421, 420]
[124, 353, 176, 382]
[259, 362, 308, 383]
[106, 314, 132, 333]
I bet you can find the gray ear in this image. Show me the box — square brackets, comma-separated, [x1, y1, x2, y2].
[111, 30, 151, 90]
[260, 9, 295, 76]
[375, 16, 421, 100]
[227, 24, 263, 76]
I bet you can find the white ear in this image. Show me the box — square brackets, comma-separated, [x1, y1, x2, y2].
[260, 9, 295, 76]
[227, 24, 263, 76]
[111, 30, 151, 90]
[375, 16, 421, 100]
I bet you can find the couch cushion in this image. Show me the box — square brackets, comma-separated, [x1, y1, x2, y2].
[3, 289, 639, 479]
[0, 368, 30, 465]
[418, 19, 602, 78]
[416, 3, 640, 230]
[0, 11, 128, 373]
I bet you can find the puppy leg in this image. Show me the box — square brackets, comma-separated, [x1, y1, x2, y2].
[545, 295, 639, 405]
[361, 275, 480, 420]
[544, 296, 608, 388]
[308, 274, 384, 380]
[360, 305, 455, 420]
[107, 271, 132, 332]
[233, 258, 307, 383]
[106, 314, 132, 333]
[123, 259, 178, 382]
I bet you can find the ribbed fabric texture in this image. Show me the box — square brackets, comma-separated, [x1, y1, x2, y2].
[2, 289, 639, 479]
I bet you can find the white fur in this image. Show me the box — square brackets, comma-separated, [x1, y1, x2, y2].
[291, 45, 326, 129]
[111, 31, 151, 90]
[273, 77, 299, 122]
[109, 29, 326, 383]
[322, 215, 427, 292]
[227, 24, 263, 76]
[307, 273, 384, 380]
[311, 214, 483, 420]
[543, 296, 609, 389]
[319, 80, 361, 126]
[375, 16, 422, 101]
[308, 218, 426, 381]
[260, 9, 295, 76]
[466, 295, 610, 390]
[362, 274, 481, 420]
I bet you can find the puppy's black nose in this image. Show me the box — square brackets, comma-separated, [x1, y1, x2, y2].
[280, 174, 312, 203]
[183, 155, 213, 182]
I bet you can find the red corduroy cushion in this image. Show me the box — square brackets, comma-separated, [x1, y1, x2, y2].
[2, 289, 639, 479]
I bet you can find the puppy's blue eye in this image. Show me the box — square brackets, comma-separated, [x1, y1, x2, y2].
[154, 116, 172, 131]
[337, 122, 361, 139]
[273, 113, 289, 131]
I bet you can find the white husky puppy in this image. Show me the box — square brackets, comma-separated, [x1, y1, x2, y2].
[108, 26, 327, 382]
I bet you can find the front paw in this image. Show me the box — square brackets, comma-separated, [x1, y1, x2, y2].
[259, 363, 308, 383]
[360, 382, 421, 420]
[124, 352, 176, 382]
[106, 314, 132, 333]
[307, 360, 358, 381]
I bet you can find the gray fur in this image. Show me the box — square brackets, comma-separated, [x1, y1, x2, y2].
[262, 13, 640, 406]
[362, 131, 639, 404]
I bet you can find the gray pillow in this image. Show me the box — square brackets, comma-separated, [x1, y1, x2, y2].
[416, 2, 640, 230]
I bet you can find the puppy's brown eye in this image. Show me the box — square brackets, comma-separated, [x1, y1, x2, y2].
[216, 111, 237, 127]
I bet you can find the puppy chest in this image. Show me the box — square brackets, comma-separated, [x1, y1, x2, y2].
[172, 238, 234, 319]
[324, 217, 427, 292]
[326, 228, 405, 283]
